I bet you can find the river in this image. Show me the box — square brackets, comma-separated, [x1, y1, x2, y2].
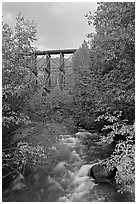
[2, 122, 135, 202]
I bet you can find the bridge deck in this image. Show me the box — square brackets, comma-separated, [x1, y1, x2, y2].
[34, 48, 77, 55]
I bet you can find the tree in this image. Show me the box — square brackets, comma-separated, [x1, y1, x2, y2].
[85, 2, 135, 187]
[2, 13, 37, 142]
[72, 41, 100, 129]
[86, 2, 135, 123]
[2, 13, 47, 187]
[72, 2, 135, 188]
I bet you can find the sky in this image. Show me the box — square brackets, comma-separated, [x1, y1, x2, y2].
[2, 2, 97, 51]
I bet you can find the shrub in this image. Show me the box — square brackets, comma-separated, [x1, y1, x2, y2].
[2, 13, 37, 137]
[96, 111, 135, 186]
[2, 141, 48, 180]
[42, 87, 73, 121]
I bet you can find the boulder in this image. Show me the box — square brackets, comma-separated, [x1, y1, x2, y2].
[89, 164, 117, 183]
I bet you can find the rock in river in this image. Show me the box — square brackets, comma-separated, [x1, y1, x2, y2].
[89, 164, 117, 183]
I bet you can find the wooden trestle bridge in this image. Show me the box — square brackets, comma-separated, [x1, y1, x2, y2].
[28, 48, 77, 94]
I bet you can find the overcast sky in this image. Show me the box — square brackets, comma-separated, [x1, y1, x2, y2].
[2, 2, 97, 50]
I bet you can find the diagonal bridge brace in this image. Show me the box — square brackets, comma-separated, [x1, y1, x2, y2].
[25, 48, 77, 92]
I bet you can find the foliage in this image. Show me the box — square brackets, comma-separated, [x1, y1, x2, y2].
[86, 2, 135, 121]
[87, 2, 135, 186]
[2, 3, 135, 194]
[2, 13, 37, 134]
[2, 13, 39, 185]
[23, 85, 73, 122]
[43, 87, 73, 121]
[71, 41, 99, 128]
[98, 112, 135, 186]
[95, 109, 135, 186]
[2, 141, 48, 179]
[72, 2, 135, 188]
[2, 13, 74, 180]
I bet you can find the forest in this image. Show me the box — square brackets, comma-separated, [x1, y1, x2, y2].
[2, 2, 135, 202]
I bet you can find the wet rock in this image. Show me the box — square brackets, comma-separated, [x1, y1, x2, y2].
[89, 164, 117, 183]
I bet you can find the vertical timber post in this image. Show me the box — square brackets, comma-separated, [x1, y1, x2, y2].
[32, 53, 37, 74]
[45, 54, 51, 87]
[32, 53, 38, 84]
[59, 52, 65, 90]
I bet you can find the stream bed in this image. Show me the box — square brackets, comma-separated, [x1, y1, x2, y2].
[2, 124, 135, 202]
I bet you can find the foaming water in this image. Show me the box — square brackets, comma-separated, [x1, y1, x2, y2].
[3, 133, 135, 202]
[55, 134, 134, 202]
